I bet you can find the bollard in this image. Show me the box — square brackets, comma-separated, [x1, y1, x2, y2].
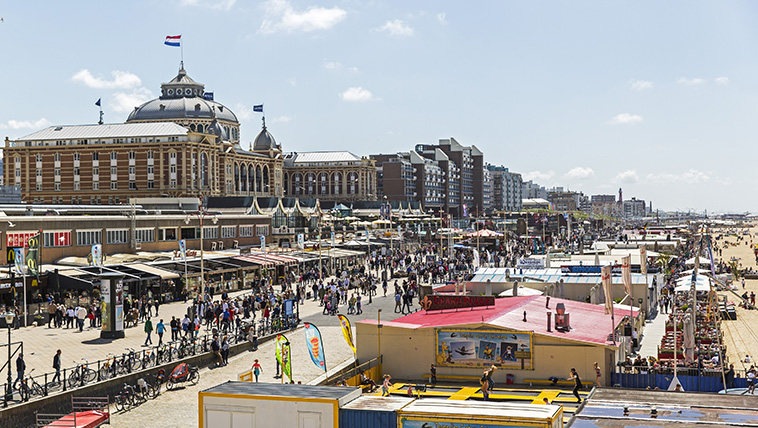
[44, 373, 48, 396]
[63, 368, 67, 391]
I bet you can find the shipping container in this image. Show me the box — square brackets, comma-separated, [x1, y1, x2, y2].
[397, 399, 563, 428]
[339, 395, 415, 428]
[199, 381, 362, 428]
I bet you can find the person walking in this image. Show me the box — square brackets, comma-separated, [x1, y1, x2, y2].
[75, 305, 87, 332]
[221, 335, 230, 366]
[252, 359, 262, 382]
[52, 349, 62, 385]
[143, 317, 153, 346]
[156, 319, 165, 346]
[569, 368, 583, 402]
[47, 301, 56, 328]
[381, 374, 392, 397]
[170, 316, 179, 342]
[480, 365, 496, 401]
[430, 364, 437, 385]
[593, 362, 602, 387]
[13, 353, 25, 390]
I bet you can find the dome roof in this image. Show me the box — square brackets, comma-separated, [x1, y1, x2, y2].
[207, 118, 228, 140]
[125, 65, 238, 124]
[253, 125, 278, 151]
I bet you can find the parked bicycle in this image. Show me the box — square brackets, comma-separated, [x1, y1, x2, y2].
[19, 369, 44, 401]
[68, 359, 97, 388]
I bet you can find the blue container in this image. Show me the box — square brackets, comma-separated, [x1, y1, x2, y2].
[339, 396, 415, 428]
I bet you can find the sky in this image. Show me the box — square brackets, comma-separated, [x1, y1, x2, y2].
[0, 0, 757, 214]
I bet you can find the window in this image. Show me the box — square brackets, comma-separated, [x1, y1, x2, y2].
[129, 166, 135, 175]
[135, 228, 155, 243]
[239, 225, 255, 237]
[54, 153, 61, 162]
[147, 180, 154, 189]
[147, 166, 154, 175]
[159, 228, 177, 241]
[92, 153, 99, 161]
[110, 151, 117, 161]
[170, 178, 177, 188]
[111, 167, 117, 175]
[147, 151, 154, 160]
[128, 151, 136, 160]
[73, 153, 80, 161]
[202, 226, 218, 239]
[36, 183, 42, 191]
[93, 182, 99, 190]
[36, 154, 42, 162]
[54, 183, 61, 191]
[129, 181, 136, 190]
[221, 226, 236, 238]
[106, 229, 129, 244]
[77, 230, 101, 246]
[74, 167, 80, 176]
[180, 227, 198, 240]
[110, 181, 117, 190]
[92, 167, 99, 176]
[73, 181, 80, 191]
[43, 231, 71, 248]
[54, 168, 60, 176]
[256, 225, 269, 236]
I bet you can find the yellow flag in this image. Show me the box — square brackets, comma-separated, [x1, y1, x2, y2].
[337, 315, 356, 355]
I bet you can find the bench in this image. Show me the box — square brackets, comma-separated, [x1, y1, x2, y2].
[524, 378, 593, 388]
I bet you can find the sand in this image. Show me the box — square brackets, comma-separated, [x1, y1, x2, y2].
[710, 226, 758, 372]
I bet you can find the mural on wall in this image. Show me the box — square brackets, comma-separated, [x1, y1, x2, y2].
[436, 329, 533, 370]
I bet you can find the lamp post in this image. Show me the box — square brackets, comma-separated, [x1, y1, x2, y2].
[4, 311, 15, 407]
[185, 207, 218, 297]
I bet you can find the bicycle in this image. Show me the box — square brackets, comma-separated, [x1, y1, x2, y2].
[99, 353, 117, 380]
[19, 369, 44, 401]
[124, 348, 142, 372]
[68, 359, 97, 388]
[141, 348, 156, 369]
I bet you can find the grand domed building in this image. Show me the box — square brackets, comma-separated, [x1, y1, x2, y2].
[3, 64, 284, 204]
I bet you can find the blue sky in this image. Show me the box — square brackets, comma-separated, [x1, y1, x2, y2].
[0, 1, 756, 213]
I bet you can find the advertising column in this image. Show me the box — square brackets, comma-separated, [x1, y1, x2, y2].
[100, 273, 126, 339]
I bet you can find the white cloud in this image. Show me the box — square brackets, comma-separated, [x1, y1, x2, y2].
[715, 76, 729, 85]
[613, 169, 639, 184]
[437, 12, 447, 25]
[270, 115, 292, 124]
[323, 61, 357, 72]
[523, 170, 554, 183]
[260, 0, 346, 34]
[180, 0, 236, 11]
[110, 88, 154, 113]
[288, 78, 297, 86]
[71, 69, 141, 89]
[564, 167, 595, 180]
[609, 113, 643, 125]
[645, 169, 710, 184]
[0, 118, 51, 130]
[235, 103, 254, 121]
[181, 0, 236, 10]
[677, 77, 706, 86]
[376, 19, 414, 36]
[629, 79, 652, 91]
[339, 86, 379, 102]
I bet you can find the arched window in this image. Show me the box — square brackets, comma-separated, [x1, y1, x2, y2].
[262, 166, 270, 193]
[249, 165, 255, 193]
[283, 172, 289, 195]
[255, 165, 262, 192]
[331, 172, 341, 195]
[200, 153, 208, 187]
[319, 172, 329, 195]
[240, 164, 248, 192]
[292, 173, 302, 195]
[305, 172, 316, 195]
[347, 171, 358, 194]
[234, 164, 240, 192]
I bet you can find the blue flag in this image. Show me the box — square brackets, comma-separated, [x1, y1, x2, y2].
[95, 98, 101, 107]
[253, 105, 263, 112]
[203, 92, 214, 101]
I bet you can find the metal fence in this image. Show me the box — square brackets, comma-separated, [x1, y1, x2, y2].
[612, 368, 745, 392]
[1, 314, 297, 408]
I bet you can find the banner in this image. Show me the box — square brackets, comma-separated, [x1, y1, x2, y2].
[14, 248, 24, 275]
[276, 334, 292, 383]
[337, 315, 356, 356]
[260, 235, 266, 252]
[516, 258, 544, 269]
[303, 323, 326, 371]
[179, 239, 186, 261]
[435, 329, 532, 369]
[601, 265, 613, 315]
[91, 244, 103, 267]
[640, 245, 647, 275]
[297, 233, 304, 250]
[331, 231, 335, 246]
[25, 232, 40, 275]
[621, 255, 631, 296]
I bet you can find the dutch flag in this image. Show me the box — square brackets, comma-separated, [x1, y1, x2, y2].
[165, 35, 181, 47]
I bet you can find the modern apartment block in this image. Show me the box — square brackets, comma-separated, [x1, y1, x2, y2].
[487, 164, 523, 212]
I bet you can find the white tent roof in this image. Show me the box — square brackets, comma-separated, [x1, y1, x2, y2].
[674, 282, 712, 292]
[685, 257, 710, 266]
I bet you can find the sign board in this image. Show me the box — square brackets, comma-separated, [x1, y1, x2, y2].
[420, 294, 494, 312]
[516, 258, 544, 269]
[561, 265, 621, 274]
[436, 328, 533, 369]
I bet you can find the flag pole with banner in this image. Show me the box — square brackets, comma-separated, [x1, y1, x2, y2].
[165, 35, 182, 64]
[601, 264, 615, 345]
[179, 239, 188, 293]
[275, 334, 292, 384]
[23, 232, 41, 327]
[15, 247, 26, 326]
[304, 322, 327, 373]
[337, 315, 356, 356]
[639, 244, 647, 325]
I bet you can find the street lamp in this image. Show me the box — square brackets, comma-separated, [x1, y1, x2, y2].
[4, 311, 15, 407]
[185, 208, 218, 296]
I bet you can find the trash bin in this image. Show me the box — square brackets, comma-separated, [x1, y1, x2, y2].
[506, 373, 515, 385]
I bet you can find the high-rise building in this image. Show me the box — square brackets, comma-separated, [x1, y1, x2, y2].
[486, 164, 523, 212]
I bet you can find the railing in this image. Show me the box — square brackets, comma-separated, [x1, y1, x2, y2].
[1, 314, 298, 408]
[612, 366, 743, 392]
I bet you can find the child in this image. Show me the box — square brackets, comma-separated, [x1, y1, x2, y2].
[252, 359, 262, 382]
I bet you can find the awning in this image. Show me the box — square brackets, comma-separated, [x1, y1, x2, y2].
[235, 255, 275, 269]
[127, 263, 180, 280]
[58, 273, 94, 291]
